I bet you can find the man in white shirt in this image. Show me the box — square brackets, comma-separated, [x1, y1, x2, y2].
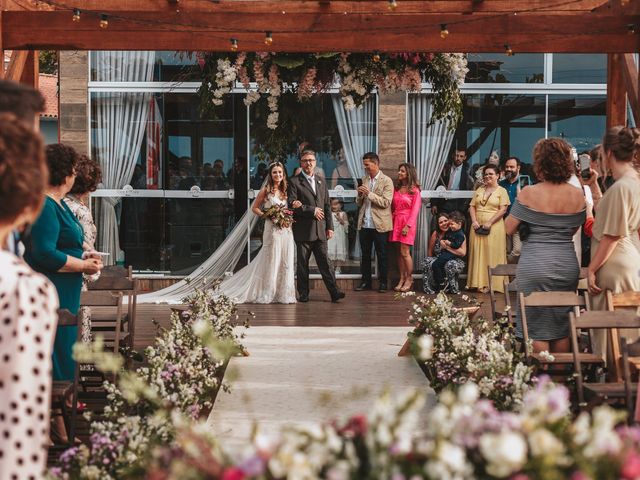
[355, 152, 394, 292]
[432, 148, 473, 215]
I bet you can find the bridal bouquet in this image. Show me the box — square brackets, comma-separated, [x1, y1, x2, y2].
[263, 204, 294, 229]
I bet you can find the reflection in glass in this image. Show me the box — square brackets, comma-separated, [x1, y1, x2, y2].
[552, 54, 606, 84]
[90, 51, 200, 83]
[456, 94, 546, 175]
[164, 93, 246, 192]
[547, 95, 606, 153]
[465, 53, 544, 83]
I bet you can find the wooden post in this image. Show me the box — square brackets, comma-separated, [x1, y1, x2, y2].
[0, 10, 4, 79]
[606, 53, 627, 129]
[621, 53, 639, 127]
[21, 50, 40, 130]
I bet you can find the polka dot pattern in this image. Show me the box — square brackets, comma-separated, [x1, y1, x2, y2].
[0, 251, 57, 480]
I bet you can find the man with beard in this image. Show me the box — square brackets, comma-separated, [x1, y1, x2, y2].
[499, 156, 522, 261]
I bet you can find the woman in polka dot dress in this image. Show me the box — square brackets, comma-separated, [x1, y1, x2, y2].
[0, 114, 58, 480]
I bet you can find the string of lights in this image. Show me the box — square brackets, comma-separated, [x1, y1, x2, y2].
[10, 0, 639, 55]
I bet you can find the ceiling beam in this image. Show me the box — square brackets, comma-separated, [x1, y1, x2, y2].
[4, 0, 628, 15]
[3, 10, 638, 52]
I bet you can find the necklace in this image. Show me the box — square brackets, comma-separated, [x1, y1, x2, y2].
[480, 186, 496, 206]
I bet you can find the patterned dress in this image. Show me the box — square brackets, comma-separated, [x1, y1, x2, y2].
[0, 251, 57, 480]
[64, 195, 100, 344]
[422, 231, 466, 294]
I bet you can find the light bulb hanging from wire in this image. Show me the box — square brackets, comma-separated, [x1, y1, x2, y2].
[440, 24, 449, 39]
[627, 24, 637, 35]
[230, 38, 238, 51]
[504, 44, 514, 56]
[72, 8, 81, 22]
[388, 0, 397, 11]
[264, 31, 273, 45]
[99, 14, 109, 29]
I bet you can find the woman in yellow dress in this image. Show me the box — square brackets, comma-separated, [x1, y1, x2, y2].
[467, 164, 510, 293]
[588, 126, 640, 358]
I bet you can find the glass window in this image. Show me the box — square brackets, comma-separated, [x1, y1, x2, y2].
[547, 95, 606, 153]
[91, 51, 200, 82]
[552, 54, 606, 84]
[164, 93, 246, 191]
[455, 94, 546, 176]
[465, 54, 544, 84]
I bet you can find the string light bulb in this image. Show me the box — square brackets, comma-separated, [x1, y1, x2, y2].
[388, 0, 397, 11]
[372, 52, 381, 62]
[72, 8, 81, 22]
[264, 31, 273, 45]
[99, 14, 109, 29]
[440, 24, 449, 39]
[627, 24, 637, 35]
[230, 38, 238, 51]
[504, 44, 514, 56]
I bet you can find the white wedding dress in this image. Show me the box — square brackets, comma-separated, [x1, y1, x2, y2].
[218, 193, 297, 304]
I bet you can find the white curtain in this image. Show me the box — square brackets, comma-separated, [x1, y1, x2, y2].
[94, 51, 155, 264]
[331, 95, 377, 181]
[407, 94, 455, 265]
[139, 210, 259, 303]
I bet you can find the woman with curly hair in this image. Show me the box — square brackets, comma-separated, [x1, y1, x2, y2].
[588, 126, 640, 359]
[0, 113, 58, 479]
[24, 144, 103, 381]
[64, 154, 103, 343]
[390, 163, 422, 291]
[505, 138, 586, 354]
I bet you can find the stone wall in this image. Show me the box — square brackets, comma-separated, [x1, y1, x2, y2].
[58, 51, 88, 154]
[377, 92, 406, 177]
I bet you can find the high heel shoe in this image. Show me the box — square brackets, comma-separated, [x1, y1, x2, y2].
[399, 281, 414, 292]
[393, 282, 404, 292]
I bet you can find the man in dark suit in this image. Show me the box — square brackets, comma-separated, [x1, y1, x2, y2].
[431, 148, 474, 215]
[289, 149, 345, 303]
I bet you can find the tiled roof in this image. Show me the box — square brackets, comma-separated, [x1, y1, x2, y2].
[39, 74, 58, 118]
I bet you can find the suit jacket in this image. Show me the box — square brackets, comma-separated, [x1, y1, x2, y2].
[356, 172, 394, 232]
[288, 173, 333, 242]
[431, 161, 474, 212]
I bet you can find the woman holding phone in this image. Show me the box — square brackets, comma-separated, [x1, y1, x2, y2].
[64, 154, 103, 343]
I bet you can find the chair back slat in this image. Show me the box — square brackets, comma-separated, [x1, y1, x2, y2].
[99, 265, 133, 279]
[88, 276, 135, 291]
[489, 264, 517, 277]
[621, 336, 640, 420]
[520, 291, 586, 308]
[81, 290, 122, 307]
[573, 310, 640, 329]
[607, 291, 640, 309]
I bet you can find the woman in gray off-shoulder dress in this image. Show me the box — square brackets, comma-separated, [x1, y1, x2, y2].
[505, 138, 586, 354]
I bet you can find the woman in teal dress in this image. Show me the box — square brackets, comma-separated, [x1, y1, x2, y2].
[24, 144, 103, 380]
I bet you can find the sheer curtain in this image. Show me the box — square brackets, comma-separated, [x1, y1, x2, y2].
[407, 94, 455, 265]
[331, 95, 377, 181]
[93, 51, 155, 264]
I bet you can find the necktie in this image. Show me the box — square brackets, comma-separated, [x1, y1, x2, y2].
[308, 176, 315, 192]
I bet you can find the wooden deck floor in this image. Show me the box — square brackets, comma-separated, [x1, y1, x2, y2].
[133, 291, 500, 350]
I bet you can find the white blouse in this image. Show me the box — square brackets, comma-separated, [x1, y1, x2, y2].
[0, 250, 58, 480]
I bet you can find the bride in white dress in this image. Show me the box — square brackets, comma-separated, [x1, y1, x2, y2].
[217, 162, 297, 304]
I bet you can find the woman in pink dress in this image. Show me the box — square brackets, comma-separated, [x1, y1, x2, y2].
[390, 163, 422, 291]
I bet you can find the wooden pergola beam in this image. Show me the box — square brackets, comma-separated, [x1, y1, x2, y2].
[621, 53, 639, 127]
[3, 10, 639, 52]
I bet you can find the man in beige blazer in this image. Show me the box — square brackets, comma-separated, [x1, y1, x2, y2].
[355, 152, 394, 292]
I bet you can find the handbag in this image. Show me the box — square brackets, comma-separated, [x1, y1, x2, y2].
[475, 226, 491, 236]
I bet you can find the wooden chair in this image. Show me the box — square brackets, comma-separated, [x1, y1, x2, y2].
[620, 336, 640, 421]
[606, 290, 640, 381]
[88, 265, 138, 350]
[487, 264, 517, 323]
[50, 309, 81, 448]
[569, 310, 640, 409]
[80, 291, 124, 353]
[518, 291, 603, 370]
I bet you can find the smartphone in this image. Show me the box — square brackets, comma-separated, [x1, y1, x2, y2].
[518, 175, 531, 189]
[356, 178, 363, 188]
[579, 154, 591, 180]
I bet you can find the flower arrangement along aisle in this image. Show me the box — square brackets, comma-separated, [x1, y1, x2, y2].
[197, 52, 468, 159]
[405, 292, 534, 410]
[49, 285, 250, 480]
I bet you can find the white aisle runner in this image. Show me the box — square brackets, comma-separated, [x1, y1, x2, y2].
[207, 327, 433, 448]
